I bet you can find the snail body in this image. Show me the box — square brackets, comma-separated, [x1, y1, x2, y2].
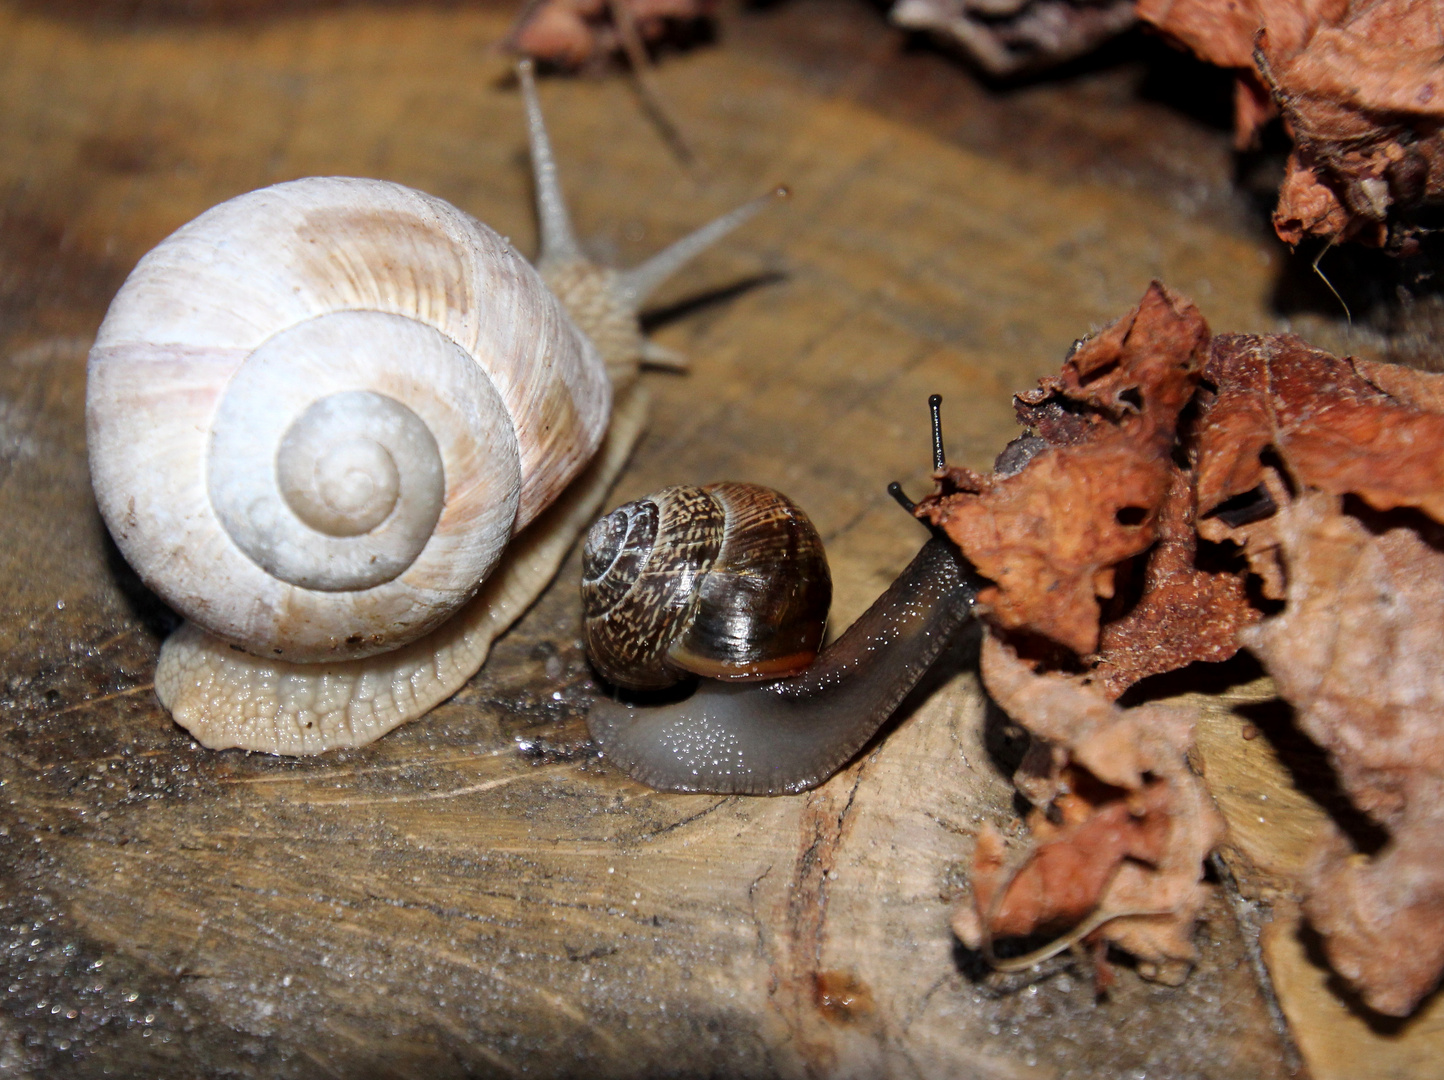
[88, 62, 776, 755]
[581, 483, 833, 690]
[584, 398, 982, 795]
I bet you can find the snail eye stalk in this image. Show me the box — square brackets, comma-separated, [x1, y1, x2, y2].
[929, 393, 947, 473]
[887, 482, 917, 515]
[888, 393, 947, 517]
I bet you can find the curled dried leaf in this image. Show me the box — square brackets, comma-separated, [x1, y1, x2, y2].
[890, 0, 1137, 78]
[918, 282, 1208, 656]
[939, 280, 1444, 1009]
[1241, 490, 1444, 1016]
[1264, 1, 1444, 247]
[1092, 465, 1259, 698]
[1138, 0, 1444, 246]
[1189, 334, 1444, 1013]
[1198, 333, 1444, 523]
[954, 637, 1225, 980]
[510, 0, 714, 69]
[1134, 0, 1346, 75]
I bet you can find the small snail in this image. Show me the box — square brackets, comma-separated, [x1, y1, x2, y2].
[584, 397, 983, 795]
[87, 61, 780, 755]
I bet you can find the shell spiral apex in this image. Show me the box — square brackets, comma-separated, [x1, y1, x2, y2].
[87, 176, 609, 663]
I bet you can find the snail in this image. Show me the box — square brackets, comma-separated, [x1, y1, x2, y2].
[584, 397, 983, 794]
[86, 60, 781, 756]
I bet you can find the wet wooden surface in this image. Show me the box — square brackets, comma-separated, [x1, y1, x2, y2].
[0, 0, 1360, 1075]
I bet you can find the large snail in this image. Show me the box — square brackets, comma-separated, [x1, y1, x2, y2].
[86, 61, 779, 756]
[583, 397, 983, 794]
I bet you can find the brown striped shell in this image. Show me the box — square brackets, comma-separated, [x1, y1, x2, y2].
[581, 483, 833, 690]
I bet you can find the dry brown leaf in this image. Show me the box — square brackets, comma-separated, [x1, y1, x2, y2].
[1351, 353, 1444, 413]
[1241, 490, 1444, 1016]
[1139, 0, 1444, 247]
[937, 282, 1444, 1008]
[957, 788, 1170, 942]
[1092, 464, 1259, 697]
[1135, 0, 1347, 158]
[511, 0, 714, 68]
[1265, 1, 1444, 247]
[1134, 0, 1346, 73]
[954, 636, 1225, 982]
[1272, 151, 1355, 242]
[890, 0, 1138, 78]
[1198, 333, 1444, 524]
[1189, 333, 1444, 1014]
[919, 282, 1209, 655]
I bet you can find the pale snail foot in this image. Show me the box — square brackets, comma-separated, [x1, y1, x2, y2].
[156, 384, 650, 755]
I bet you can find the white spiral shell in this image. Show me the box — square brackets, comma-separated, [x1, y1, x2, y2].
[87, 177, 610, 664]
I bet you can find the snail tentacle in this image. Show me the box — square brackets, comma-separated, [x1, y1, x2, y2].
[615, 186, 789, 308]
[586, 534, 979, 795]
[518, 59, 584, 266]
[521, 61, 786, 382]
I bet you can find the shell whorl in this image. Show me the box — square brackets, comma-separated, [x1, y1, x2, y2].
[87, 177, 610, 663]
[202, 310, 518, 601]
[581, 483, 832, 690]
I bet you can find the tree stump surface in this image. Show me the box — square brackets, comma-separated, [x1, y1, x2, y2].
[0, 1, 1389, 1076]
